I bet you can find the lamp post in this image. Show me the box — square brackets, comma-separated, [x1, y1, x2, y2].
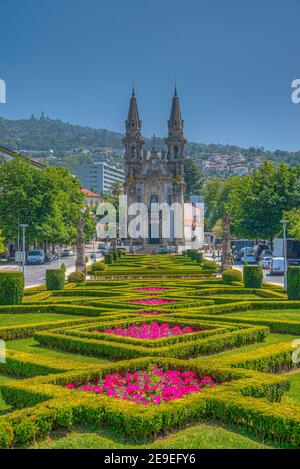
[19, 224, 28, 275]
[281, 219, 288, 289]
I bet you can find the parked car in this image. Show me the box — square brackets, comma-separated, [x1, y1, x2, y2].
[261, 256, 272, 269]
[27, 250, 45, 265]
[269, 257, 285, 275]
[44, 252, 58, 263]
[153, 247, 171, 254]
[241, 253, 256, 264]
[61, 249, 74, 257]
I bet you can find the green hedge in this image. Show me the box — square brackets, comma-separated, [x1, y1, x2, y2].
[104, 254, 113, 265]
[287, 267, 300, 300]
[46, 270, 65, 291]
[34, 323, 268, 360]
[243, 265, 263, 288]
[0, 272, 24, 305]
[222, 269, 242, 284]
[91, 262, 107, 273]
[1, 357, 299, 447]
[67, 271, 86, 284]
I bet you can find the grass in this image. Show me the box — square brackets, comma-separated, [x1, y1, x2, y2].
[6, 338, 112, 365]
[283, 371, 300, 406]
[0, 313, 88, 326]
[35, 423, 274, 449]
[224, 309, 300, 321]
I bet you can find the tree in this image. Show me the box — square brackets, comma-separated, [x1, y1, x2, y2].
[285, 209, 300, 240]
[184, 158, 204, 199]
[0, 229, 5, 253]
[0, 158, 85, 246]
[228, 162, 300, 241]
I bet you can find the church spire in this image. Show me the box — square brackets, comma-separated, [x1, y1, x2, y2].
[165, 87, 186, 161]
[126, 86, 141, 134]
[168, 87, 184, 136]
[123, 87, 144, 162]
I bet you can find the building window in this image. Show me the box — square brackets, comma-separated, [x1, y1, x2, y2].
[173, 146, 179, 159]
[130, 146, 136, 158]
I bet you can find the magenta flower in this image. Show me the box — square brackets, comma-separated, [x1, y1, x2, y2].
[65, 366, 216, 405]
[102, 322, 200, 340]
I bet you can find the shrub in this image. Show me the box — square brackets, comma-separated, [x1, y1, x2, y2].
[105, 254, 113, 265]
[202, 259, 219, 271]
[287, 267, 300, 300]
[46, 270, 65, 291]
[91, 262, 107, 273]
[111, 250, 118, 261]
[222, 269, 242, 283]
[243, 265, 263, 288]
[85, 256, 89, 264]
[60, 263, 66, 272]
[67, 271, 86, 284]
[0, 272, 24, 305]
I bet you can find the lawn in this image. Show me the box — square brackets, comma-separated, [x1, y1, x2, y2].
[0, 313, 88, 326]
[35, 423, 274, 449]
[224, 309, 300, 321]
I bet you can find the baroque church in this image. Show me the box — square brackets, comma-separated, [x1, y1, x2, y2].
[123, 87, 186, 245]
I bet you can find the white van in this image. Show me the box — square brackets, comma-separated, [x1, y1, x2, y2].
[27, 250, 45, 265]
[270, 257, 284, 275]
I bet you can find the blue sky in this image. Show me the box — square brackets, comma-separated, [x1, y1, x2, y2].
[1, 0, 300, 151]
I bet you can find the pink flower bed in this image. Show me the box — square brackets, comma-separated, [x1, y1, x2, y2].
[102, 321, 199, 339]
[135, 287, 170, 292]
[65, 366, 216, 405]
[128, 298, 176, 305]
[135, 311, 169, 316]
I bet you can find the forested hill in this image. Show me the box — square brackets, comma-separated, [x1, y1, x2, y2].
[0, 115, 300, 165]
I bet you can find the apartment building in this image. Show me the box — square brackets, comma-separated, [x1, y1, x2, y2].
[73, 162, 125, 194]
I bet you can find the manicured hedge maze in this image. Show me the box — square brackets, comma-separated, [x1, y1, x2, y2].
[0, 253, 300, 448]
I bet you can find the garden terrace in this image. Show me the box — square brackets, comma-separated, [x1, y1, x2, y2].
[0, 253, 300, 449]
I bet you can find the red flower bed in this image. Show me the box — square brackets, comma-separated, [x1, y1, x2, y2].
[65, 366, 216, 405]
[128, 298, 176, 305]
[101, 322, 200, 339]
[135, 310, 169, 316]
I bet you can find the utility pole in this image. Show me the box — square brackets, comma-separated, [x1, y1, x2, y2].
[19, 224, 28, 275]
[281, 219, 288, 289]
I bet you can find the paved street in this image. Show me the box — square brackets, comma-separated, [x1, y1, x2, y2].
[0, 250, 103, 288]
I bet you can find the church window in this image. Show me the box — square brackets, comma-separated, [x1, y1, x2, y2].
[131, 146, 136, 158]
[173, 146, 179, 159]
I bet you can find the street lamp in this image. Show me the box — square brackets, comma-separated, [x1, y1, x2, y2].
[19, 224, 28, 275]
[281, 219, 288, 289]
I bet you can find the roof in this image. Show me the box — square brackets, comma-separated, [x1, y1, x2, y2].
[80, 188, 102, 198]
[0, 145, 46, 170]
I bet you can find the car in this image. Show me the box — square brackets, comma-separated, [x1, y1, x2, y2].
[261, 256, 272, 269]
[61, 249, 74, 257]
[27, 250, 45, 265]
[44, 252, 55, 263]
[153, 247, 171, 254]
[270, 257, 285, 275]
[241, 253, 256, 264]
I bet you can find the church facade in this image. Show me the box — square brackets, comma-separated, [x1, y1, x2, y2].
[123, 87, 186, 245]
